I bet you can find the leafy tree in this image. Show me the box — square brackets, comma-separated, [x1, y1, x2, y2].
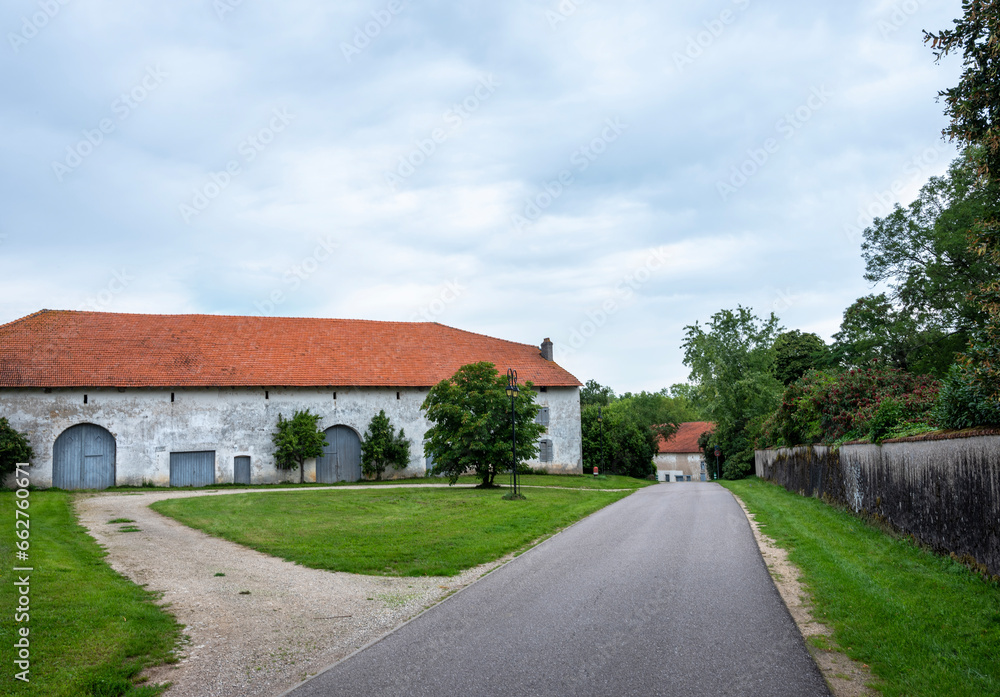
[272, 409, 328, 484]
[360, 410, 412, 481]
[668, 382, 712, 420]
[697, 429, 723, 480]
[421, 362, 546, 487]
[682, 306, 784, 478]
[614, 390, 686, 441]
[926, 3, 1000, 402]
[580, 379, 616, 406]
[581, 403, 656, 479]
[933, 363, 1000, 429]
[773, 330, 830, 385]
[831, 293, 963, 376]
[0, 417, 33, 477]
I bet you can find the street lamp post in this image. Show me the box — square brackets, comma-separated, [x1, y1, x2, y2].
[506, 368, 519, 498]
[714, 446, 721, 480]
[597, 406, 604, 477]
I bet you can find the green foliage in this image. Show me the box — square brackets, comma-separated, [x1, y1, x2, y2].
[0, 417, 33, 477]
[581, 403, 656, 479]
[152, 487, 634, 577]
[697, 429, 724, 479]
[421, 362, 546, 487]
[682, 306, 784, 478]
[759, 368, 941, 447]
[927, 3, 1000, 404]
[579, 379, 616, 406]
[0, 492, 181, 696]
[723, 478, 1000, 697]
[773, 330, 830, 385]
[933, 362, 1000, 429]
[271, 409, 328, 484]
[615, 389, 690, 440]
[861, 153, 997, 340]
[360, 410, 412, 481]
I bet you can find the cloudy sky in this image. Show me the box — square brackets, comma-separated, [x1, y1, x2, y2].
[1, 0, 965, 393]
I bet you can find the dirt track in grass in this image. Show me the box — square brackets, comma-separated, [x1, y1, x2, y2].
[75, 485, 505, 697]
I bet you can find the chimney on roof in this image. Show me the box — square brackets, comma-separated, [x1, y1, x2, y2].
[540, 338, 553, 361]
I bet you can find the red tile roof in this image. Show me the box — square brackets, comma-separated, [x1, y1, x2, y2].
[0, 310, 582, 389]
[657, 422, 715, 454]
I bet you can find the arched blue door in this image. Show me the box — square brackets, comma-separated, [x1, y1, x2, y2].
[52, 424, 116, 490]
[316, 425, 362, 483]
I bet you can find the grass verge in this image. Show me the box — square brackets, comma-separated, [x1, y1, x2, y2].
[721, 478, 1000, 697]
[152, 486, 634, 576]
[0, 491, 182, 697]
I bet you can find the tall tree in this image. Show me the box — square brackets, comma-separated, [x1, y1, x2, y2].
[360, 410, 412, 481]
[272, 410, 328, 484]
[926, 3, 1000, 401]
[581, 402, 656, 479]
[421, 362, 546, 487]
[773, 330, 830, 385]
[832, 293, 964, 376]
[860, 152, 997, 359]
[580, 379, 616, 406]
[682, 306, 783, 478]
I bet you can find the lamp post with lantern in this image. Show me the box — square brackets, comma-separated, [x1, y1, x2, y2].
[506, 368, 520, 498]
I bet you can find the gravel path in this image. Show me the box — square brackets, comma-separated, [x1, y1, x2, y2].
[74, 485, 505, 697]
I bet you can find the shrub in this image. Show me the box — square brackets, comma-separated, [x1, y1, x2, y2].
[759, 367, 940, 447]
[933, 363, 1000, 429]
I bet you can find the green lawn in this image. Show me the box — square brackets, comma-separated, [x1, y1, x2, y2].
[721, 478, 1000, 697]
[108, 472, 653, 492]
[451, 473, 654, 490]
[0, 491, 182, 697]
[152, 486, 634, 576]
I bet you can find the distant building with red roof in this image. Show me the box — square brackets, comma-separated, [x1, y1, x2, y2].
[654, 421, 714, 482]
[0, 310, 582, 489]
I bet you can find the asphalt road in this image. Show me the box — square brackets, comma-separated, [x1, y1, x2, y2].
[283, 482, 831, 697]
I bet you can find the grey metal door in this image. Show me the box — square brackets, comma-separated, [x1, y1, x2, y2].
[52, 423, 116, 490]
[316, 426, 362, 483]
[234, 456, 251, 485]
[170, 451, 216, 487]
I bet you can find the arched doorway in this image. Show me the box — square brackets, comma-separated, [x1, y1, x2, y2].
[316, 425, 362, 483]
[52, 423, 116, 490]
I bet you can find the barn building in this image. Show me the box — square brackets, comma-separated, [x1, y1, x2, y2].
[654, 421, 714, 482]
[0, 310, 583, 489]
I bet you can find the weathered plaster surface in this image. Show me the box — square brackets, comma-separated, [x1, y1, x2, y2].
[756, 436, 1000, 577]
[654, 453, 705, 481]
[2, 385, 582, 487]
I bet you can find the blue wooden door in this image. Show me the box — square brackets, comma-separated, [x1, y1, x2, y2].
[170, 451, 216, 487]
[52, 424, 116, 490]
[234, 456, 251, 485]
[316, 426, 362, 483]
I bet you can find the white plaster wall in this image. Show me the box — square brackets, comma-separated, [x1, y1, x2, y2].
[1, 384, 583, 487]
[654, 453, 705, 480]
[525, 387, 583, 474]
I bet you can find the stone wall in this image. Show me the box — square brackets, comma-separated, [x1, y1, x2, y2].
[755, 434, 1000, 577]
